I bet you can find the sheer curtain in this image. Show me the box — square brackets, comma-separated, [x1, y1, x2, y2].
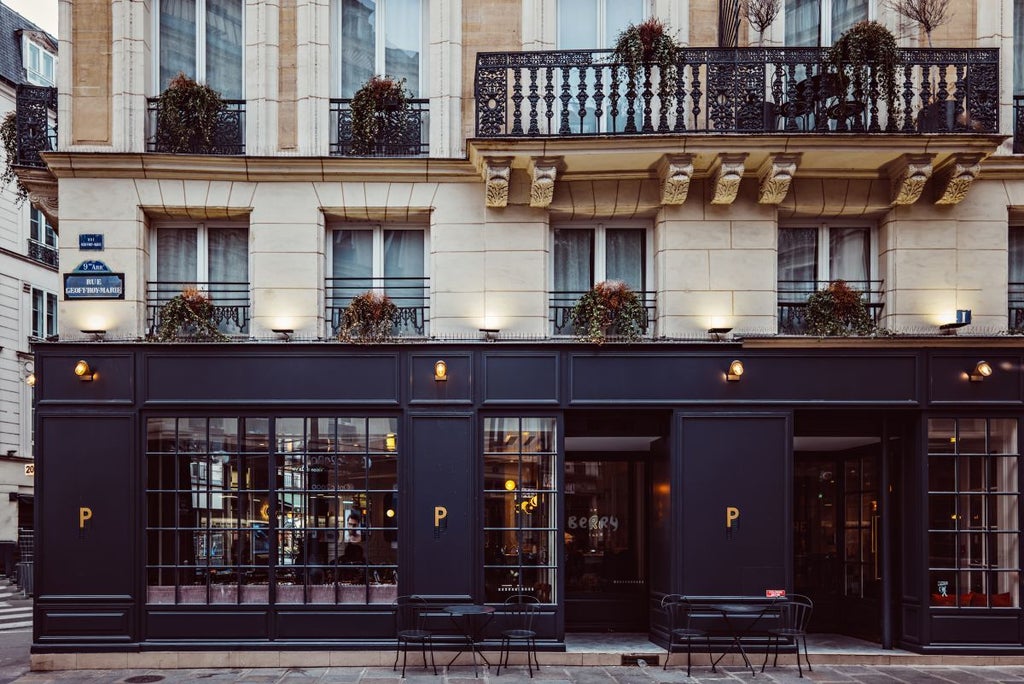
[208, 228, 249, 320]
[332, 229, 374, 301]
[159, 0, 197, 89]
[554, 229, 594, 294]
[341, 0, 376, 98]
[1016, 0, 1024, 95]
[1011, 228, 1024, 284]
[383, 230, 425, 307]
[605, 229, 644, 290]
[778, 228, 817, 299]
[205, 0, 244, 99]
[831, 0, 869, 43]
[785, 0, 819, 47]
[156, 227, 198, 283]
[829, 227, 870, 288]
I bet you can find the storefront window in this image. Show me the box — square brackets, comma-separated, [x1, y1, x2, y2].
[483, 417, 558, 604]
[928, 418, 1020, 608]
[145, 416, 398, 605]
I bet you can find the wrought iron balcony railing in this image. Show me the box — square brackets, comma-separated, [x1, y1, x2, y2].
[329, 99, 429, 157]
[778, 280, 884, 335]
[146, 99, 246, 155]
[326, 277, 430, 337]
[147, 281, 250, 336]
[27, 238, 57, 268]
[1014, 96, 1024, 153]
[14, 85, 56, 167]
[475, 48, 998, 137]
[550, 289, 656, 337]
[1009, 282, 1024, 332]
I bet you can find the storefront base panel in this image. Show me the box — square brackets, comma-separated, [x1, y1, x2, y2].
[36, 605, 134, 643]
[928, 614, 1023, 645]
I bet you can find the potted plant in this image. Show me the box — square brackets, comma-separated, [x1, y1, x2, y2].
[338, 290, 398, 343]
[827, 21, 900, 128]
[349, 75, 412, 156]
[0, 111, 29, 204]
[804, 280, 877, 336]
[742, 0, 781, 47]
[611, 18, 681, 110]
[153, 72, 227, 154]
[154, 287, 228, 341]
[571, 280, 649, 344]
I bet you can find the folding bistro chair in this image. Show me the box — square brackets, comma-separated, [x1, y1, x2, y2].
[762, 594, 813, 677]
[393, 595, 438, 676]
[661, 594, 715, 676]
[497, 594, 540, 677]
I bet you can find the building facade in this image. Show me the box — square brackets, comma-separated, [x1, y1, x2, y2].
[17, 0, 1024, 664]
[0, 1, 58, 579]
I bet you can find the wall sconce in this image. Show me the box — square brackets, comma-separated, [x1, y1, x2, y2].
[970, 360, 993, 382]
[479, 328, 500, 342]
[272, 328, 293, 342]
[385, 433, 397, 451]
[74, 359, 96, 381]
[939, 309, 972, 334]
[23, 361, 34, 387]
[727, 359, 744, 382]
[434, 360, 448, 382]
[25, 373, 35, 387]
[81, 329, 106, 341]
[708, 327, 733, 342]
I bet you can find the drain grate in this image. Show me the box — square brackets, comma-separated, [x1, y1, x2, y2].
[621, 654, 660, 666]
[123, 676, 166, 684]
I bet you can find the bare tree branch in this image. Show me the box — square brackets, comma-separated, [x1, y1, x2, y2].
[883, 0, 953, 47]
[741, 0, 781, 46]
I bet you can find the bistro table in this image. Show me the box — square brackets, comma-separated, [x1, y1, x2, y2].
[443, 604, 496, 676]
[699, 599, 784, 677]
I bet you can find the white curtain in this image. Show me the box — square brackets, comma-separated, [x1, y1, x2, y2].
[829, 227, 870, 286]
[156, 227, 198, 283]
[383, 229, 424, 306]
[205, 0, 244, 99]
[1016, 0, 1024, 95]
[208, 228, 249, 310]
[785, 0, 819, 46]
[554, 229, 594, 293]
[605, 229, 644, 290]
[778, 228, 817, 298]
[159, 0, 196, 89]
[831, 0, 868, 43]
[1010, 228, 1024, 284]
[332, 229, 374, 300]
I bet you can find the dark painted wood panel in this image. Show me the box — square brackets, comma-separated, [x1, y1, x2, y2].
[482, 354, 559, 404]
[37, 354, 134, 403]
[145, 610, 270, 639]
[410, 354, 472, 404]
[928, 355, 1022, 404]
[930, 614, 1022, 643]
[275, 610, 394, 639]
[38, 607, 131, 639]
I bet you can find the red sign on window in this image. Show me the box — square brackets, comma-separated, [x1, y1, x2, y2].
[765, 589, 786, 598]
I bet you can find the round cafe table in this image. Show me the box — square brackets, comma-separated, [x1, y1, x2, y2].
[443, 604, 496, 675]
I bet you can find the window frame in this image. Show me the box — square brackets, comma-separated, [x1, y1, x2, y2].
[549, 220, 653, 293]
[555, 0, 649, 50]
[30, 287, 57, 340]
[777, 221, 879, 287]
[23, 37, 55, 87]
[151, 0, 246, 97]
[326, 222, 430, 284]
[30, 207, 56, 249]
[331, 0, 429, 98]
[784, 0, 875, 47]
[148, 220, 251, 287]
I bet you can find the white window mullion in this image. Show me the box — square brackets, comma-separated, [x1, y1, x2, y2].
[594, 224, 607, 283]
[196, 0, 207, 86]
[818, 225, 830, 286]
[372, 224, 385, 288]
[198, 223, 210, 286]
[375, 3, 386, 75]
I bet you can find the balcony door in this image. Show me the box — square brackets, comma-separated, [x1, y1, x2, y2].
[156, 0, 244, 97]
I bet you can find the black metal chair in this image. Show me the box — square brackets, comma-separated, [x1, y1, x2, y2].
[661, 595, 715, 676]
[496, 594, 540, 677]
[393, 594, 437, 676]
[761, 594, 813, 677]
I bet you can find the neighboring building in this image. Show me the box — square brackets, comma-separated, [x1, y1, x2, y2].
[15, 0, 1024, 667]
[0, 1, 58, 578]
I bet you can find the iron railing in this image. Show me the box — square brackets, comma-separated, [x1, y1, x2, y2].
[1014, 96, 1024, 153]
[146, 99, 246, 155]
[550, 289, 656, 337]
[778, 280, 884, 334]
[475, 47, 998, 137]
[1009, 282, 1024, 332]
[329, 99, 429, 157]
[14, 85, 56, 167]
[326, 277, 430, 337]
[147, 281, 250, 336]
[27, 238, 57, 267]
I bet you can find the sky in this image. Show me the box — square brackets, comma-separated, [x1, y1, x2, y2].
[3, 0, 58, 36]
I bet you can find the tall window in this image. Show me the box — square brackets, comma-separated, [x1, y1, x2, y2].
[483, 417, 558, 604]
[28, 208, 57, 267]
[30, 288, 57, 339]
[1010, 227, 1024, 332]
[928, 418, 1020, 609]
[24, 39, 55, 86]
[146, 416, 399, 605]
[1016, 0, 1024, 95]
[328, 225, 427, 335]
[157, 0, 244, 98]
[336, 0, 425, 98]
[785, 0, 870, 46]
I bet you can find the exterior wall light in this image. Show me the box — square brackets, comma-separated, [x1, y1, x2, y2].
[385, 433, 397, 451]
[434, 360, 448, 381]
[708, 327, 733, 341]
[23, 361, 34, 386]
[25, 373, 35, 387]
[386, 508, 395, 518]
[970, 360, 993, 382]
[939, 309, 972, 334]
[81, 329, 106, 341]
[479, 328, 500, 341]
[727, 359, 744, 382]
[272, 328, 293, 341]
[74, 359, 96, 381]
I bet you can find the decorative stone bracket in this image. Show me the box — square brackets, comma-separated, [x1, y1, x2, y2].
[710, 153, 748, 205]
[15, 165, 59, 227]
[933, 153, 984, 205]
[483, 157, 513, 208]
[657, 154, 694, 205]
[889, 154, 935, 206]
[757, 154, 801, 205]
[528, 157, 564, 208]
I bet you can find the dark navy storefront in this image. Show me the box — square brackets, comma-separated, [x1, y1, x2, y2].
[29, 340, 1024, 654]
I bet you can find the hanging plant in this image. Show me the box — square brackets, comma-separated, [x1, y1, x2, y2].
[349, 75, 411, 156]
[0, 112, 29, 204]
[155, 287, 227, 341]
[571, 280, 649, 344]
[804, 280, 877, 336]
[827, 21, 900, 118]
[154, 72, 227, 154]
[611, 18, 681, 97]
[338, 290, 398, 343]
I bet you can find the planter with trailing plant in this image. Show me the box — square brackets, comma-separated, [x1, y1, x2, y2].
[804, 280, 877, 336]
[611, 17, 681, 119]
[0, 111, 28, 204]
[155, 287, 227, 342]
[571, 280, 649, 344]
[154, 72, 227, 154]
[338, 291, 398, 343]
[349, 75, 413, 156]
[827, 21, 900, 129]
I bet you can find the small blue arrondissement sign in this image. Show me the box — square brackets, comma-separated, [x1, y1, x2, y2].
[64, 260, 124, 300]
[78, 234, 104, 250]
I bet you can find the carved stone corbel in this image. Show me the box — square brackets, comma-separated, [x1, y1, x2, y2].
[657, 154, 694, 205]
[889, 154, 935, 206]
[15, 165, 59, 226]
[483, 157, 513, 208]
[529, 157, 563, 208]
[710, 153, 748, 205]
[933, 153, 984, 205]
[757, 154, 801, 205]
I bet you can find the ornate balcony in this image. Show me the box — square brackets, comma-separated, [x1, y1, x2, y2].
[1015, 96, 1024, 154]
[12, 85, 58, 224]
[146, 99, 246, 155]
[329, 99, 429, 157]
[475, 48, 998, 138]
[778, 280, 884, 335]
[1010, 282, 1024, 333]
[147, 281, 251, 337]
[27, 238, 57, 268]
[550, 290, 656, 337]
[326, 277, 430, 337]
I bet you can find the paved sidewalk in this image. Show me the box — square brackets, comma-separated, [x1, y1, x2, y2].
[6, 663, 1024, 683]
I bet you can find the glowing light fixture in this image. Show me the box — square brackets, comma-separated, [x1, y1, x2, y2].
[708, 327, 733, 341]
[74, 360, 95, 381]
[272, 328, 293, 341]
[504, 479, 517, 491]
[434, 360, 448, 381]
[25, 373, 35, 387]
[386, 508, 396, 518]
[970, 360, 993, 382]
[727, 359, 744, 382]
[385, 433, 397, 451]
[81, 329, 106, 341]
